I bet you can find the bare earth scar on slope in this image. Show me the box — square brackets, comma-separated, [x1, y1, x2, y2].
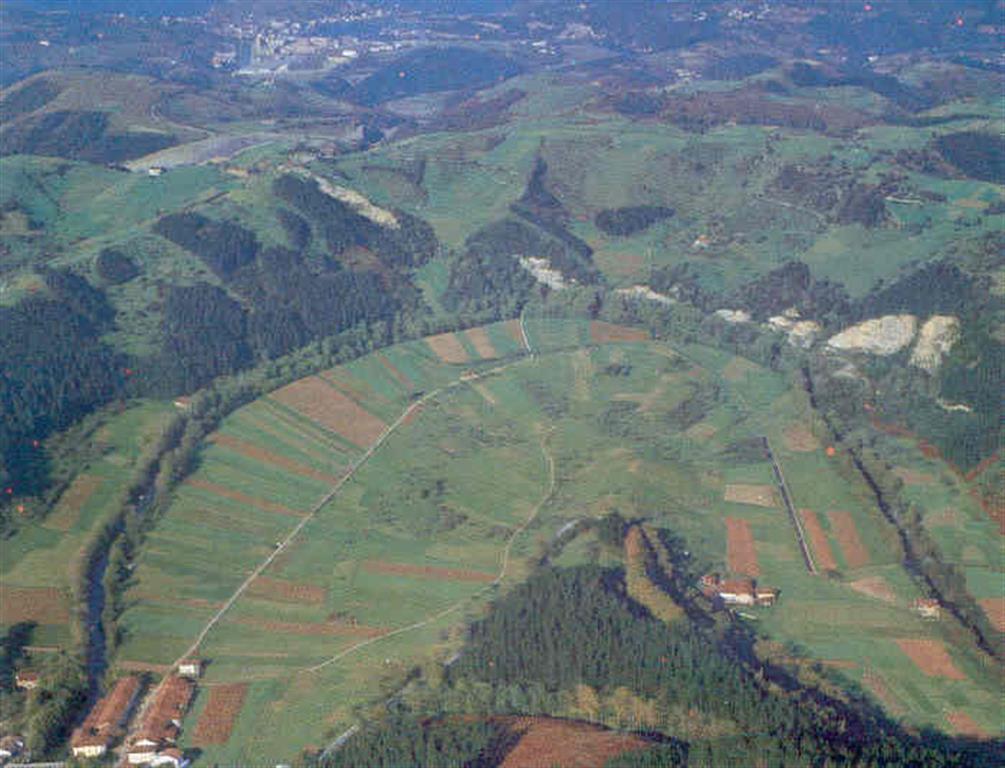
[725, 517, 759, 576]
[271, 376, 387, 447]
[44, 474, 102, 531]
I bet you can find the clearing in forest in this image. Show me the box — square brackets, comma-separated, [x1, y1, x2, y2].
[44, 474, 103, 531]
[186, 478, 305, 518]
[498, 716, 649, 768]
[361, 559, 497, 584]
[464, 326, 499, 359]
[425, 331, 470, 364]
[589, 321, 648, 344]
[247, 577, 326, 605]
[895, 639, 966, 680]
[0, 586, 69, 624]
[799, 509, 837, 571]
[270, 376, 387, 447]
[191, 683, 249, 745]
[209, 434, 342, 485]
[725, 517, 759, 576]
[828, 511, 870, 568]
[724, 484, 778, 508]
[782, 423, 819, 453]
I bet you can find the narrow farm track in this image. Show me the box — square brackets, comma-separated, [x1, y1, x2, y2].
[762, 436, 817, 574]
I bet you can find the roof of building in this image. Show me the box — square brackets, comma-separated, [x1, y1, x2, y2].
[15, 670, 39, 681]
[71, 675, 140, 748]
[717, 578, 755, 595]
[135, 676, 194, 745]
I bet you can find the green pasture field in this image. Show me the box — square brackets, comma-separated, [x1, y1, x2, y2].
[109, 320, 1000, 764]
[0, 400, 174, 649]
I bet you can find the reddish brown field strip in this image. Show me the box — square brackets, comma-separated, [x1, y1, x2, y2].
[248, 576, 326, 605]
[800, 509, 838, 571]
[117, 660, 172, 674]
[375, 352, 413, 390]
[725, 517, 759, 576]
[192, 683, 248, 745]
[361, 559, 497, 583]
[209, 434, 342, 485]
[271, 376, 387, 448]
[499, 717, 649, 768]
[848, 576, 896, 603]
[464, 326, 498, 359]
[895, 639, 966, 680]
[505, 319, 524, 347]
[724, 484, 778, 508]
[45, 474, 102, 531]
[589, 321, 648, 344]
[239, 411, 339, 466]
[0, 586, 69, 624]
[233, 616, 386, 638]
[946, 711, 988, 738]
[187, 478, 305, 518]
[782, 423, 819, 452]
[979, 598, 1005, 633]
[829, 511, 869, 568]
[862, 670, 904, 716]
[425, 332, 470, 364]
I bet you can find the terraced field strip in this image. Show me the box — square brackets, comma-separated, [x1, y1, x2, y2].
[945, 711, 988, 738]
[725, 517, 759, 577]
[191, 683, 249, 745]
[247, 577, 326, 605]
[44, 474, 103, 531]
[232, 616, 387, 638]
[270, 376, 387, 448]
[186, 479, 306, 518]
[0, 585, 70, 624]
[463, 326, 498, 359]
[374, 352, 413, 391]
[799, 509, 838, 571]
[763, 437, 817, 574]
[828, 510, 870, 568]
[978, 598, 1005, 632]
[236, 410, 342, 467]
[360, 560, 497, 584]
[425, 331, 470, 364]
[589, 320, 649, 344]
[895, 639, 966, 680]
[208, 434, 343, 485]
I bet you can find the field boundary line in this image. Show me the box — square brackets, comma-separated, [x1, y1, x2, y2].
[519, 310, 533, 353]
[762, 436, 817, 574]
[304, 427, 555, 675]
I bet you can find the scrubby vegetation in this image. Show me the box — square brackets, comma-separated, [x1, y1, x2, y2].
[595, 206, 675, 237]
[935, 132, 1005, 183]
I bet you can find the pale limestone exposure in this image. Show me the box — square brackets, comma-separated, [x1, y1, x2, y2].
[303, 171, 399, 229]
[715, 308, 751, 323]
[614, 285, 674, 305]
[769, 315, 822, 348]
[517, 256, 570, 289]
[827, 314, 917, 355]
[910, 315, 960, 373]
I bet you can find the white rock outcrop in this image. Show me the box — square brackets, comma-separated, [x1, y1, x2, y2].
[303, 171, 399, 229]
[769, 315, 822, 348]
[614, 285, 674, 306]
[827, 315, 917, 356]
[909, 315, 960, 373]
[715, 308, 751, 324]
[517, 256, 570, 289]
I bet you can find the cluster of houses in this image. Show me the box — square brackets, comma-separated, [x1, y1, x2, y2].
[65, 659, 201, 766]
[701, 573, 780, 607]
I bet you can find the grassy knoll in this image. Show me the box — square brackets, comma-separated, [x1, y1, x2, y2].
[107, 320, 1001, 764]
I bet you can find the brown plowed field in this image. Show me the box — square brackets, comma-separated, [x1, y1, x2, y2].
[209, 434, 342, 485]
[725, 517, 759, 576]
[589, 321, 648, 344]
[248, 576, 326, 605]
[375, 352, 413, 390]
[271, 376, 387, 448]
[499, 717, 649, 768]
[946, 711, 988, 738]
[783, 423, 819, 453]
[192, 683, 248, 745]
[464, 326, 498, 359]
[0, 586, 69, 624]
[425, 332, 470, 364]
[187, 478, 305, 518]
[849, 576, 896, 603]
[724, 484, 778, 508]
[829, 511, 869, 568]
[895, 639, 965, 680]
[800, 509, 837, 571]
[45, 474, 102, 531]
[979, 598, 1005, 633]
[362, 559, 497, 583]
[233, 616, 386, 638]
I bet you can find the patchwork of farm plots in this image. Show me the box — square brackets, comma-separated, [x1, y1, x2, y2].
[111, 320, 1000, 763]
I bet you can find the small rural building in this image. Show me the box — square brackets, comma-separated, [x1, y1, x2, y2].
[14, 670, 39, 690]
[150, 747, 190, 767]
[177, 658, 202, 678]
[701, 574, 779, 607]
[147, 167, 166, 177]
[70, 675, 141, 758]
[912, 598, 941, 619]
[0, 736, 24, 760]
